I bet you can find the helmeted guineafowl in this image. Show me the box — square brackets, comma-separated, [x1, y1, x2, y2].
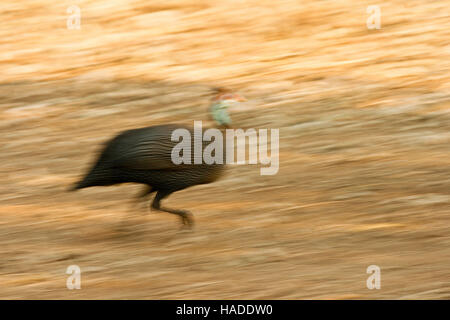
[71, 89, 246, 227]
[72, 124, 226, 227]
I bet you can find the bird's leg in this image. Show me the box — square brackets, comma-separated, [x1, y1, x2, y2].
[132, 185, 154, 213]
[119, 186, 153, 230]
[137, 185, 153, 199]
[151, 191, 194, 228]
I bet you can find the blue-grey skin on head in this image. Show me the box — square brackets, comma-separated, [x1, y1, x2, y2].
[210, 100, 233, 126]
[209, 88, 246, 127]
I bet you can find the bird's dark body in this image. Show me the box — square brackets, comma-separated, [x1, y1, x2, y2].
[72, 124, 225, 226]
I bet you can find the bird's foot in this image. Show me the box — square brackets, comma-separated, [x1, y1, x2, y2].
[180, 211, 194, 230]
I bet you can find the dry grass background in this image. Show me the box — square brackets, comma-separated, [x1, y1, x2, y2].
[0, 0, 449, 299]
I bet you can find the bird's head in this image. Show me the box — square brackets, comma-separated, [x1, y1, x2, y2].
[209, 87, 246, 128]
[211, 87, 247, 103]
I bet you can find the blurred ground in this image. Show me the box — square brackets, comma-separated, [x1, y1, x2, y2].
[0, 0, 449, 299]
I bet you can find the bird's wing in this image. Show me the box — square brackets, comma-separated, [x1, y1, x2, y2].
[104, 125, 197, 170]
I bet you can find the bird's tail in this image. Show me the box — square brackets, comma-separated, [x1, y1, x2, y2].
[69, 165, 112, 191]
[69, 178, 92, 191]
